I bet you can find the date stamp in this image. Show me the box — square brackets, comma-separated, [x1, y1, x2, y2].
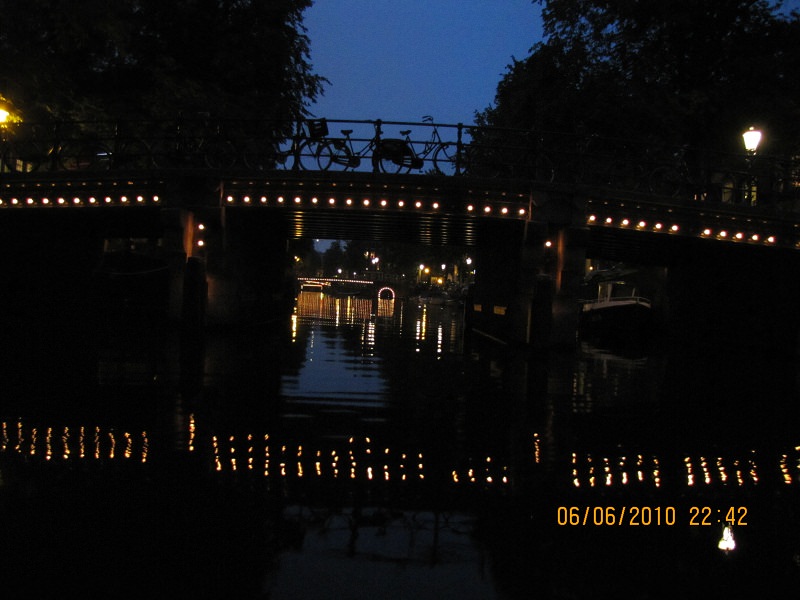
[556, 506, 748, 527]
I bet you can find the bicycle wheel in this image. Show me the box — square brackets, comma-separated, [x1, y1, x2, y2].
[377, 139, 413, 174]
[378, 153, 404, 174]
[295, 140, 322, 170]
[432, 143, 458, 176]
[204, 138, 238, 169]
[316, 140, 356, 171]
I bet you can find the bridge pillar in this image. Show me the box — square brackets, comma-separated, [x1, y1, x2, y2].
[531, 193, 588, 350]
[468, 219, 526, 345]
[467, 195, 587, 351]
[547, 226, 588, 349]
[206, 207, 293, 325]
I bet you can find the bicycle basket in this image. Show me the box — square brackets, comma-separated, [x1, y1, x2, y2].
[306, 119, 328, 139]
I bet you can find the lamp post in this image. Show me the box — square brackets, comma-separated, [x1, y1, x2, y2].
[742, 126, 762, 206]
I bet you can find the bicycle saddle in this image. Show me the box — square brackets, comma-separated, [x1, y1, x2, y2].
[340, 129, 353, 135]
[400, 130, 412, 136]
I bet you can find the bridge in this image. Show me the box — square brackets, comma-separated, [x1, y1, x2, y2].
[2, 117, 800, 357]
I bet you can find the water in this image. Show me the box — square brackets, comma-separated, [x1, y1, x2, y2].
[2, 289, 800, 598]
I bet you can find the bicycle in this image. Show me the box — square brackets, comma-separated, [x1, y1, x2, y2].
[379, 116, 460, 175]
[313, 117, 460, 174]
[313, 119, 382, 172]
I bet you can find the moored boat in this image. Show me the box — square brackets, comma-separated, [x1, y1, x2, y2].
[579, 270, 652, 349]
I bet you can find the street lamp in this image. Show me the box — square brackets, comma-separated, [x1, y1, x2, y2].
[742, 126, 762, 206]
[742, 126, 762, 154]
[0, 95, 21, 128]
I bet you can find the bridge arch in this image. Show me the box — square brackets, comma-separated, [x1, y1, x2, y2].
[377, 286, 395, 300]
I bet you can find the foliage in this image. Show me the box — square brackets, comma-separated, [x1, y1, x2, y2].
[475, 0, 800, 162]
[0, 0, 326, 135]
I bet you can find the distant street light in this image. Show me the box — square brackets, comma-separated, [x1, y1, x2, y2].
[742, 127, 762, 206]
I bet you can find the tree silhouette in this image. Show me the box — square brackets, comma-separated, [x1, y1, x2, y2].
[0, 0, 326, 133]
[475, 0, 800, 167]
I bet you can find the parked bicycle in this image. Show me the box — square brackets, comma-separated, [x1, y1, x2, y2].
[313, 117, 459, 174]
[379, 116, 460, 175]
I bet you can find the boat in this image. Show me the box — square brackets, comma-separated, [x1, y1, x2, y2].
[578, 269, 652, 349]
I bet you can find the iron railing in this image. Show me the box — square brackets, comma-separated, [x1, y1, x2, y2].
[2, 117, 799, 209]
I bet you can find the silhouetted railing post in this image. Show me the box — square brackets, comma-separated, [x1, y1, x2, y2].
[456, 123, 463, 176]
[290, 120, 303, 171]
[372, 119, 382, 173]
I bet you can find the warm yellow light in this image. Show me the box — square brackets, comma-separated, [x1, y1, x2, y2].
[0, 96, 21, 126]
[742, 127, 762, 153]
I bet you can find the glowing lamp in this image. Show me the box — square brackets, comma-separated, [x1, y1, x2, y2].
[0, 95, 21, 127]
[742, 127, 762, 153]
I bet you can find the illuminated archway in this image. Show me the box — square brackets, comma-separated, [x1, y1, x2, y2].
[377, 286, 395, 300]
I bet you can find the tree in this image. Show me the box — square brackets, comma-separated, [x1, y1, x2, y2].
[475, 0, 800, 165]
[0, 0, 326, 132]
[322, 241, 345, 276]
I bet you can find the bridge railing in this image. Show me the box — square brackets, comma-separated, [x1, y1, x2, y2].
[2, 117, 799, 211]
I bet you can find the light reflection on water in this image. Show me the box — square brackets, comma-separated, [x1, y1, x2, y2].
[5, 416, 800, 494]
[3, 293, 800, 493]
[4, 288, 800, 597]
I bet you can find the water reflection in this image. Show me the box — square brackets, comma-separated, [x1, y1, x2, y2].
[3, 286, 800, 597]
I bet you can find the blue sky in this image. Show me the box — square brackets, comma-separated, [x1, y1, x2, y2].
[303, 1, 543, 127]
[303, 1, 800, 128]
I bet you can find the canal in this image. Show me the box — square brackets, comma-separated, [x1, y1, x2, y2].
[1, 285, 799, 598]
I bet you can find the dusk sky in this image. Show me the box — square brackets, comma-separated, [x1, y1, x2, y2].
[303, 1, 543, 127]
